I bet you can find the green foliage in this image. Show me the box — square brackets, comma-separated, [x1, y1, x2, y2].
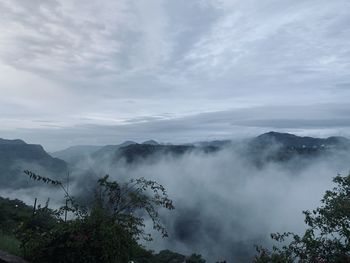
[0, 196, 32, 234]
[16, 203, 58, 261]
[18, 171, 176, 263]
[131, 250, 207, 263]
[0, 196, 32, 257]
[18, 202, 137, 263]
[254, 173, 350, 263]
[0, 171, 205, 262]
[0, 232, 21, 256]
[151, 249, 186, 263]
[186, 253, 206, 263]
[97, 175, 174, 241]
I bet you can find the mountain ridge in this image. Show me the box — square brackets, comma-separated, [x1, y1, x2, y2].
[2, 132, 349, 172]
[0, 138, 68, 188]
[253, 131, 349, 148]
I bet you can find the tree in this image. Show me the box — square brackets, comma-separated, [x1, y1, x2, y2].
[18, 171, 174, 263]
[97, 175, 174, 241]
[186, 253, 206, 263]
[254, 173, 350, 263]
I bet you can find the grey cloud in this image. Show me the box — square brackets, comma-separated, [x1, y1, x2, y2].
[2, 103, 350, 151]
[0, 0, 172, 79]
[0, 0, 350, 149]
[233, 119, 350, 129]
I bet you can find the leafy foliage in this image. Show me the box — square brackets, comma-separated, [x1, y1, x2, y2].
[0, 196, 33, 256]
[254, 173, 350, 263]
[0, 196, 32, 234]
[0, 232, 21, 256]
[97, 175, 174, 241]
[17, 171, 180, 263]
[17, 202, 139, 263]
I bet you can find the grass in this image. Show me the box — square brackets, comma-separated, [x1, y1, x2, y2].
[0, 233, 21, 256]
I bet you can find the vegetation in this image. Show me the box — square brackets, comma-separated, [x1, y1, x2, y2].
[4, 169, 350, 262]
[0, 196, 32, 255]
[0, 196, 32, 233]
[254, 173, 350, 262]
[1, 171, 205, 263]
[0, 232, 21, 255]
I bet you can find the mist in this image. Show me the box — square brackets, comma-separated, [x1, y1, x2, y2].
[61, 143, 350, 262]
[1, 139, 350, 262]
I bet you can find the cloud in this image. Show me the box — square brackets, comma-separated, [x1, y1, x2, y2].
[46, 141, 350, 261]
[3, 134, 350, 261]
[0, 0, 350, 149]
[1, 103, 349, 151]
[0, 0, 178, 80]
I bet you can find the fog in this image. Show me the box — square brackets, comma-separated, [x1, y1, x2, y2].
[2, 143, 350, 262]
[70, 144, 350, 262]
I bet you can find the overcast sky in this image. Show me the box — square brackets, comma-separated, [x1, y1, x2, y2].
[1, 0, 350, 151]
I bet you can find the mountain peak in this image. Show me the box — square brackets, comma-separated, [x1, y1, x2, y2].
[142, 140, 159, 145]
[0, 138, 26, 145]
[258, 131, 297, 139]
[119, 141, 137, 147]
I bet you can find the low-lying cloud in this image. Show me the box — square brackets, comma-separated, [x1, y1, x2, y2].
[68, 144, 350, 262]
[2, 140, 350, 262]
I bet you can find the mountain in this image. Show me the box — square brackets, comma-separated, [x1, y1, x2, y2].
[46, 132, 350, 168]
[0, 139, 67, 188]
[91, 141, 137, 160]
[115, 144, 195, 163]
[89, 142, 222, 165]
[247, 131, 350, 166]
[51, 145, 103, 163]
[142, 140, 159, 145]
[194, 140, 232, 148]
[0, 138, 26, 145]
[252, 131, 350, 149]
[119, 140, 137, 147]
[52, 141, 137, 164]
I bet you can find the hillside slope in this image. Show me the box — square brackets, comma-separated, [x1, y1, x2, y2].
[0, 139, 67, 188]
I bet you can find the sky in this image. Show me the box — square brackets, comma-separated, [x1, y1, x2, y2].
[0, 0, 350, 151]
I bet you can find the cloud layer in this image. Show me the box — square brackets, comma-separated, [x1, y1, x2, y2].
[0, 0, 350, 149]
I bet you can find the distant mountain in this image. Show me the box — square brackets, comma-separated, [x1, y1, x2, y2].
[252, 131, 350, 149]
[91, 141, 137, 160]
[115, 144, 195, 163]
[119, 141, 137, 147]
[88, 142, 222, 165]
[194, 140, 232, 148]
[47, 132, 350, 169]
[52, 141, 137, 164]
[0, 138, 26, 145]
[0, 139, 67, 188]
[247, 131, 350, 166]
[142, 140, 159, 145]
[52, 140, 233, 166]
[52, 145, 103, 163]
